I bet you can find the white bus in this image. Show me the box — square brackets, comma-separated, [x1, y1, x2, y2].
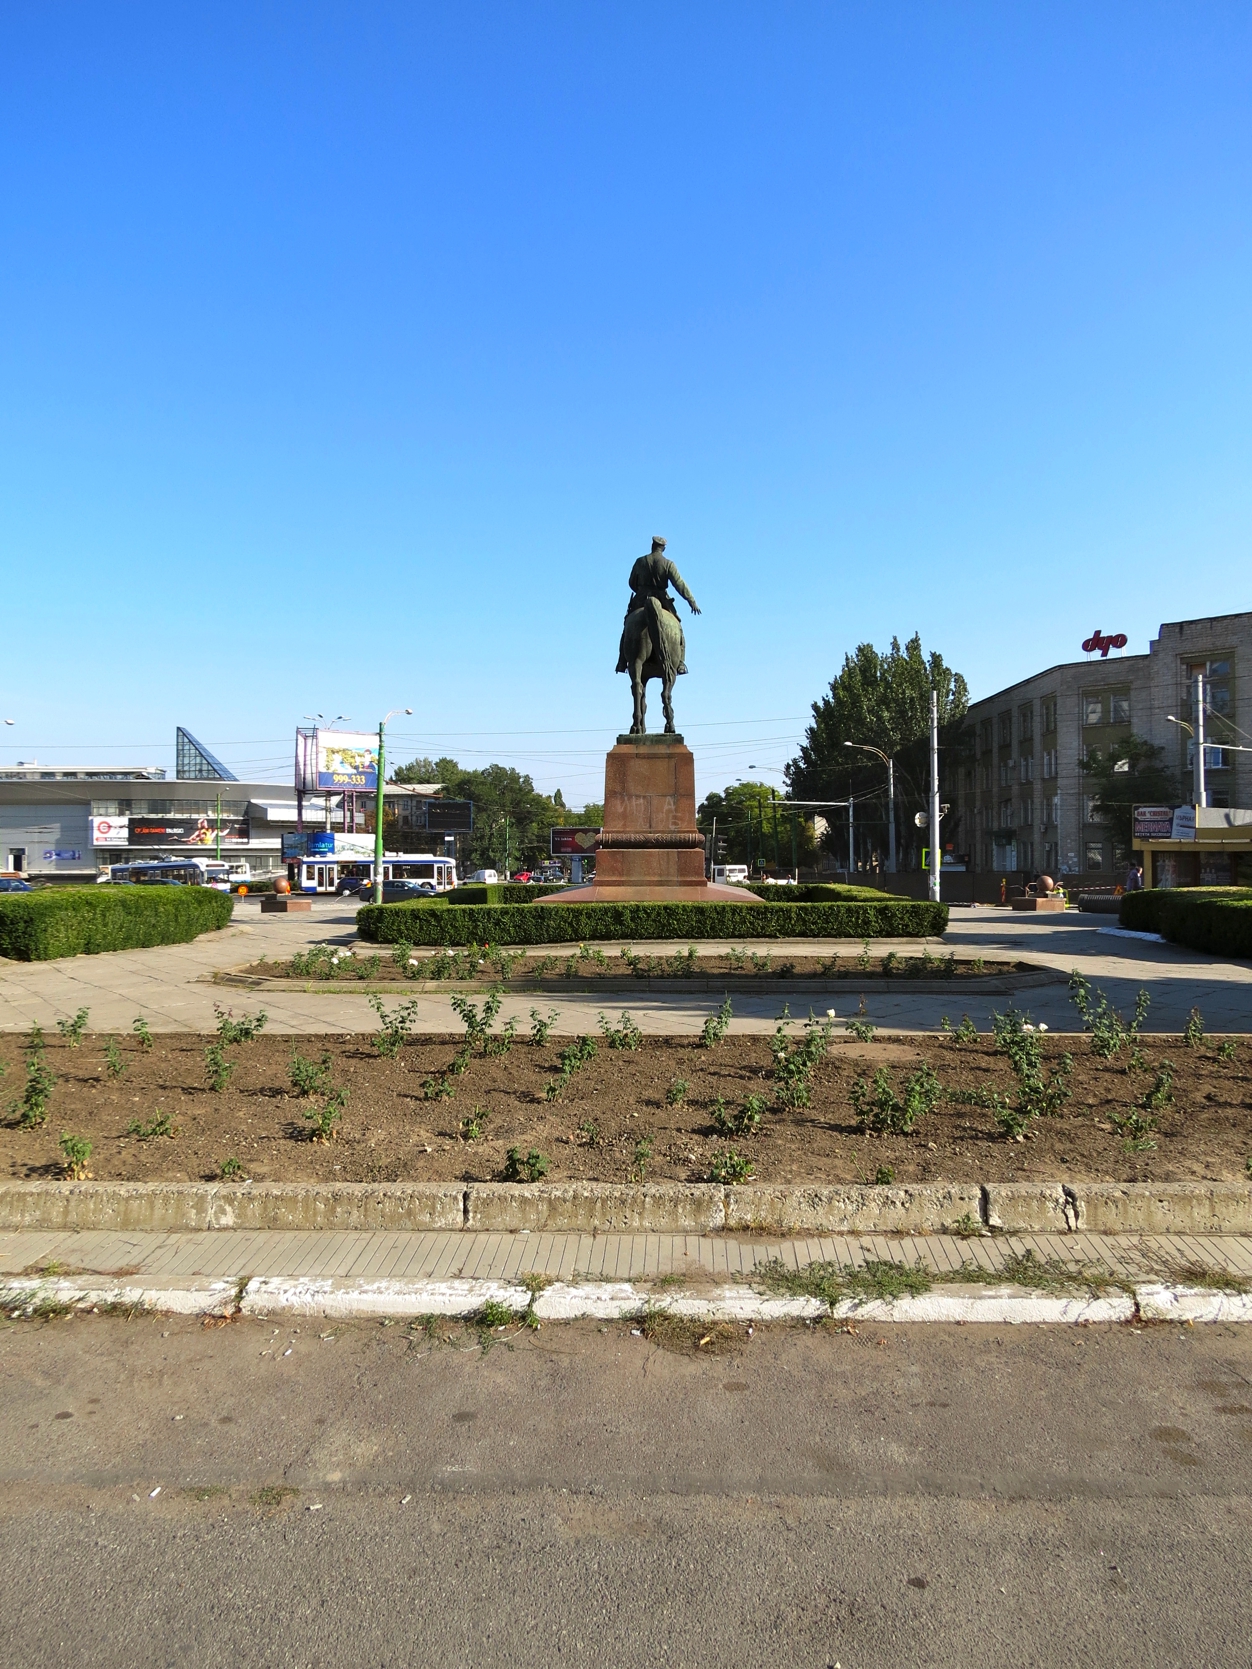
[296, 853, 459, 895]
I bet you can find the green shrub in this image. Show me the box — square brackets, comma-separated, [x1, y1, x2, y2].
[1119, 887, 1252, 959]
[357, 898, 949, 947]
[0, 887, 233, 961]
[450, 883, 568, 907]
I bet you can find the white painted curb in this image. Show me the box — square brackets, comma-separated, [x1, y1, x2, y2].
[0, 1273, 1234, 1325]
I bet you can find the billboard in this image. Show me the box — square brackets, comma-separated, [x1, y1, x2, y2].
[296, 728, 378, 792]
[421, 798, 473, 833]
[551, 826, 600, 856]
[1132, 806, 1174, 842]
[128, 817, 250, 846]
[90, 816, 129, 847]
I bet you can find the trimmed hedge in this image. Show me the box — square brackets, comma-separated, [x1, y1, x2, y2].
[450, 883, 568, 906]
[1119, 887, 1252, 959]
[744, 882, 895, 903]
[0, 886, 234, 962]
[357, 898, 949, 946]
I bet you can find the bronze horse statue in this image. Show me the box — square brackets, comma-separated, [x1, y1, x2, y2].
[615, 538, 701, 735]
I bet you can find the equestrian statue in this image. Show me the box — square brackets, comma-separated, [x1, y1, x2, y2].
[615, 536, 701, 734]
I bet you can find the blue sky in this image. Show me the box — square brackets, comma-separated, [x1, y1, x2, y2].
[2, 3, 1249, 808]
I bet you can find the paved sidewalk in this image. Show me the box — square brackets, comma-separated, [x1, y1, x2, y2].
[3, 1224, 1250, 1288]
[1, 898, 1248, 1033]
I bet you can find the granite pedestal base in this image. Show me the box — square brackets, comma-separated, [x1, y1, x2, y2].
[550, 735, 761, 906]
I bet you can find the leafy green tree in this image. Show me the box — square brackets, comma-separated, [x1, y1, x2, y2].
[390, 756, 599, 874]
[697, 781, 820, 871]
[1080, 736, 1179, 859]
[785, 635, 970, 871]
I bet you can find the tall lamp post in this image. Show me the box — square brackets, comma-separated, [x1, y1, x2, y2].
[843, 742, 896, 873]
[372, 708, 413, 904]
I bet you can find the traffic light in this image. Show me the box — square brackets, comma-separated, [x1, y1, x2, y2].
[715, 836, 728, 858]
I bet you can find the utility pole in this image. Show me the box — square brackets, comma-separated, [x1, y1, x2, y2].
[1194, 671, 1207, 808]
[929, 688, 941, 903]
[709, 815, 716, 879]
[848, 795, 854, 877]
[372, 708, 413, 905]
[771, 789, 780, 872]
[790, 807, 797, 880]
[215, 790, 221, 864]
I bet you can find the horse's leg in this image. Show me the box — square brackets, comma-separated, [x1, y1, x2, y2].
[662, 673, 676, 734]
[633, 660, 648, 733]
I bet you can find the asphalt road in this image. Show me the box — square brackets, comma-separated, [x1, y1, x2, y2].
[2, 1310, 1251, 1667]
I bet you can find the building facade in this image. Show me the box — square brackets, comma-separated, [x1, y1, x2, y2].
[959, 610, 1251, 886]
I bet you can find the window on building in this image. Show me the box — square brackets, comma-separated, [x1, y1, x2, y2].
[999, 799, 1014, 829]
[1019, 754, 1033, 782]
[1041, 748, 1057, 779]
[1109, 692, 1131, 725]
[1083, 695, 1103, 727]
[998, 712, 1012, 747]
[1018, 705, 1034, 743]
[1020, 798, 1034, 828]
[980, 763, 991, 792]
[1085, 841, 1105, 871]
[1084, 796, 1103, 824]
[1019, 839, 1034, 871]
[979, 719, 993, 754]
[1041, 696, 1058, 734]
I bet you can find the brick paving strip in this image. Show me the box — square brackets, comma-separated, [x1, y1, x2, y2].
[2, 1224, 1250, 1326]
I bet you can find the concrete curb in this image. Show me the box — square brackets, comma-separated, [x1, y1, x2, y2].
[3, 1272, 1249, 1325]
[4, 1179, 1252, 1236]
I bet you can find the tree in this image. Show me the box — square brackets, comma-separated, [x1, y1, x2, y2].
[784, 635, 971, 871]
[697, 781, 820, 872]
[1080, 736, 1179, 858]
[390, 755, 600, 874]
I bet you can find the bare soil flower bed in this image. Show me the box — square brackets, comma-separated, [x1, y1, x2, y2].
[3, 1027, 1249, 1188]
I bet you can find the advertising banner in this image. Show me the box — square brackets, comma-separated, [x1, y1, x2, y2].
[90, 816, 129, 847]
[282, 832, 307, 861]
[550, 826, 600, 856]
[296, 728, 379, 792]
[128, 817, 250, 846]
[1133, 806, 1174, 842]
[1170, 805, 1196, 842]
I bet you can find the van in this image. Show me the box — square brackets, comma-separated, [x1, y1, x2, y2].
[712, 865, 750, 885]
[468, 869, 499, 884]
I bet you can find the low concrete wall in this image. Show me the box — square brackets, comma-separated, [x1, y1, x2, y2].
[2, 1179, 1251, 1236]
[723, 1184, 983, 1236]
[465, 1182, 724, 1233]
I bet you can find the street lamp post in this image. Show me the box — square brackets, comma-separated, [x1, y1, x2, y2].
[372, 708, 413, 905]
[843, 742, 896, 873]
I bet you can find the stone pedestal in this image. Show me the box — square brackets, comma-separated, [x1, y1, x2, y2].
[550, 735, 761, 905]
[1010, 896, 1067, 912]
[261, 895, 313, 913]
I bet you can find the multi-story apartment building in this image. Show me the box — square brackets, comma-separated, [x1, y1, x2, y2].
[959, 611, 1250, 886]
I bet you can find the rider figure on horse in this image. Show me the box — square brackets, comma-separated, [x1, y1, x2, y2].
[615, 537, 701, 680]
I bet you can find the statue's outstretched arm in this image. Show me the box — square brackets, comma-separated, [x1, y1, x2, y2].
[669, 566, 701, 615]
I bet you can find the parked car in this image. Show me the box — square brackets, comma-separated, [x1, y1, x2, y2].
[0, 877, 33, 892]
[370, 879, 437, 904]
[335, 875, 368, 897]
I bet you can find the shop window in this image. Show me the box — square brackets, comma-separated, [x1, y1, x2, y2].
[1085, 842, 1104, 871]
